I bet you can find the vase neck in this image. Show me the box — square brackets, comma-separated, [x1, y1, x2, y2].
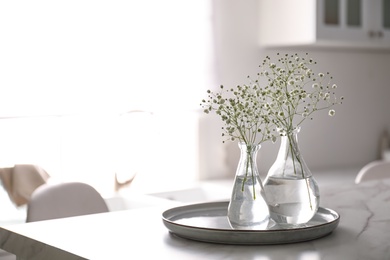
[278, 126, 300, 136]
[270, 127, 312, 178]
[238, 142, 261, 154]
[280, 130, 299, 152]
[236, 142, 260, 178]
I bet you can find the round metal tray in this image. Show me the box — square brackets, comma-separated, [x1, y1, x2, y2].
[162, 201, 340, 245]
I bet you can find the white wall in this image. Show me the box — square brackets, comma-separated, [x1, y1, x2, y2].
[199, 0, 390, 180]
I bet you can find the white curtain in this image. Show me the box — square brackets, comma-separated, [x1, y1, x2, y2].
[0, 0, 214, 194]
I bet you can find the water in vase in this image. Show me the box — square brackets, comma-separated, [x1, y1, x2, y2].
[264, 176, 319, 226]
[227, 175, 269, 230]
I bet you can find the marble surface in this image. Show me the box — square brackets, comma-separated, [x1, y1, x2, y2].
[0, 178, 389, 260]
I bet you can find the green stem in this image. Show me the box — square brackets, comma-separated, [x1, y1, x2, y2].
[240, 145, 257, 200]
[287, 132, 313, 210]
[241, 148, 250, 192]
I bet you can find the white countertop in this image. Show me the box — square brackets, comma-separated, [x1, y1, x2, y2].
[0, 176, 389, 260]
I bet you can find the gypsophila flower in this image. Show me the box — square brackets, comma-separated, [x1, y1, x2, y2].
[324, 93, 330, 99]
[200, 85, 276, 146]
[249, 53, 343, 134]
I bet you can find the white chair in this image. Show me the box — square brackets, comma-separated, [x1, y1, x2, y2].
[26, 182, 109, 222]
[355, 160, 390, 184]
[0, 250, 16, 260]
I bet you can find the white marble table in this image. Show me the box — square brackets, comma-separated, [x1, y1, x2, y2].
[0, 179, 389, 260]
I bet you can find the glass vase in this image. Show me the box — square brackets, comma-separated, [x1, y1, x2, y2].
[263, 127, 319, 227]
[227, 142, 269, 230]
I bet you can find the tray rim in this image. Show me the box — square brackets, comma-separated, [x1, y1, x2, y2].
[162, 201, 340, 244]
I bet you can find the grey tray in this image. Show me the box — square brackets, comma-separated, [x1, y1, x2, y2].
[162, 201, 340, 245]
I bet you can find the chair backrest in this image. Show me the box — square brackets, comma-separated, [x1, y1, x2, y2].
[26, 182, 109, 222]
[355, 160, 390, 184]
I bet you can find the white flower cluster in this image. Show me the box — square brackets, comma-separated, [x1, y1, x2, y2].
[254, 53, 343, 134]
[201, 84, 277, 145]
[201, 53, 343, 144]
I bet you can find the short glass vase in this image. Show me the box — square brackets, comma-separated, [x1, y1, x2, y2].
[227, 142, 270, 230]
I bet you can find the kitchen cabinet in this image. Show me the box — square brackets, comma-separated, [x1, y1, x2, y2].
[258, 0, 390, 49]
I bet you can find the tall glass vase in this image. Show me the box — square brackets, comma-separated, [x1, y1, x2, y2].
[227, 142, 269, 230]
[263, 127, 319, 227]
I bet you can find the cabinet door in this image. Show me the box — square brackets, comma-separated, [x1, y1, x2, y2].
[371, 0, 390, 41]
[317, 0, 368, 42]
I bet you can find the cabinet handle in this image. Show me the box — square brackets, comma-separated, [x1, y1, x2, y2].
[368, 30, 376, 38]
[368, 31, 384, 38]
